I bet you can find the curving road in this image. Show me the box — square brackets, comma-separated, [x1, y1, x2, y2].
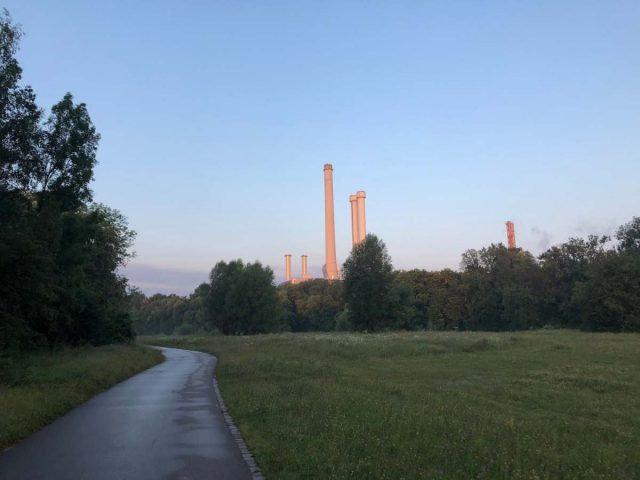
[0, 347, 253, 480]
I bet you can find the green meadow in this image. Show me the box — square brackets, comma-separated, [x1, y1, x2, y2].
[0, 344, 163, 451]
[149, 331, 640, 479]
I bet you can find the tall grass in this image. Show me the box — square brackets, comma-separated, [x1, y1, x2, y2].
[149, 331, 640, 479]
[0, 344, 163, 451]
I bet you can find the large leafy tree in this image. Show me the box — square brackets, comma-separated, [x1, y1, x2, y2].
[573, 251, 640, 332]
[342, 234, 395, 331]
[35, 93, 99, 208]
[0, 12, 98, 203]
[538, 235, 609, 327]
[460, 244, 542, 330]
[208, 260, 245, 334]
[208, 260, 282, 334]
[0, 11, 134, 350]
[53, 205, 135, 344]
[616, 217, 640, 253]
[0, 10, 40, 191]
[570, 218, 640, 332]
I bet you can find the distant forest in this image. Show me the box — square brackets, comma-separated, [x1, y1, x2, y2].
[132, 216, 640, 335]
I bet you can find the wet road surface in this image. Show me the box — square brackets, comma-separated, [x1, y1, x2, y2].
[0, 347, 253, 480]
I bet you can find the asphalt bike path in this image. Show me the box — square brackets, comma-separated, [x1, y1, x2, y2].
[0, 347, 253, 480]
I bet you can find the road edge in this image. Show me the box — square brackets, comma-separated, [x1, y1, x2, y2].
[212, 374, 265, 480]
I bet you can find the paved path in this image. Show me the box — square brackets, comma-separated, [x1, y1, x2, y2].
[0, 347, 253, 480]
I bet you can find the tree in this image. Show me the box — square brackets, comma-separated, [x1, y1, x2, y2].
[459, 248, 502, 330]
[225, 262, 282, 334]
[460, 244, 542, 330]
[395, 269, 465, 330]
[208, 260, 245, 334]
[189, 282, 212, 332]
[573, 251, 640, 331]
[342, 234, 395, 331]
[278, 279, 344, 332]
[0, 11, 135, 350]
[34, 93, 100, 208]
[0, 192, 54, 349]
[0, 10, 41, 192]
[538, 235, 609, 327]
[208, 260, 282, 334]
[569, 219, 640, 332]
[616, 217, 640, 253]
[52, 204, 135, 344]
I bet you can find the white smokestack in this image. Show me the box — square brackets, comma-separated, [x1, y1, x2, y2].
[323, 164, 339, 280]
[349, 194, 359, 247]
[356, 191, 366, 243]
[284, 254, 292, 282]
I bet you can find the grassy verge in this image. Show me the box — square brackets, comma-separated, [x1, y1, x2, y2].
[147, 331, 640, 479]
[0, 343, 163, 451]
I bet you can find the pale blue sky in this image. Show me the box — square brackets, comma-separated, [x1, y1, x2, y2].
[6, 1, 639, 294]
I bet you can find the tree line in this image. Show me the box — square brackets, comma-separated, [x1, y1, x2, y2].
[0, 12, 135, 351]
[133, 216, 640, 335]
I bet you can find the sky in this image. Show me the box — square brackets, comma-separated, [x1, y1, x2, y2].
[5, 1, 639, 295]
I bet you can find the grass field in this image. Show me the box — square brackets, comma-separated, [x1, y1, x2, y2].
[148, 331, 640, 479]
[0, 343, 163, 451]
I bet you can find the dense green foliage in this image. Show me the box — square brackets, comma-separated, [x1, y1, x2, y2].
[129, 284, 211, 336]
[0, 12, 135, 350]
[134, 217, 640, 335]
[342, 234, 396, 331]
[132, 260, 281, 335]
[148, 331, 640, 479]
[340, 219, 640, 333]
[0, 343, 163, 450]
[279, 279, 343, 331]
[394, 269, 465, 330]
[208, 260, 282, 334]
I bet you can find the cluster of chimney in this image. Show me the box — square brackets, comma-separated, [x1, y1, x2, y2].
[349, 191, 366, 246]
[284, 166, 519, 284]
[322, 164, 367, 280]
[283, 254, 310, 284]
[283, 163, 367, 284]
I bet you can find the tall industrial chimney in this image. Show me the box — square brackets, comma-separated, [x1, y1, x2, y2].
[323, 164, 340, 280]
[301, 255, 309, 279]
[356, 191, 366, 243]
[284, 254, 292, 282]
[349, 194, 359, 247]
[506, 221, 516, 250]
